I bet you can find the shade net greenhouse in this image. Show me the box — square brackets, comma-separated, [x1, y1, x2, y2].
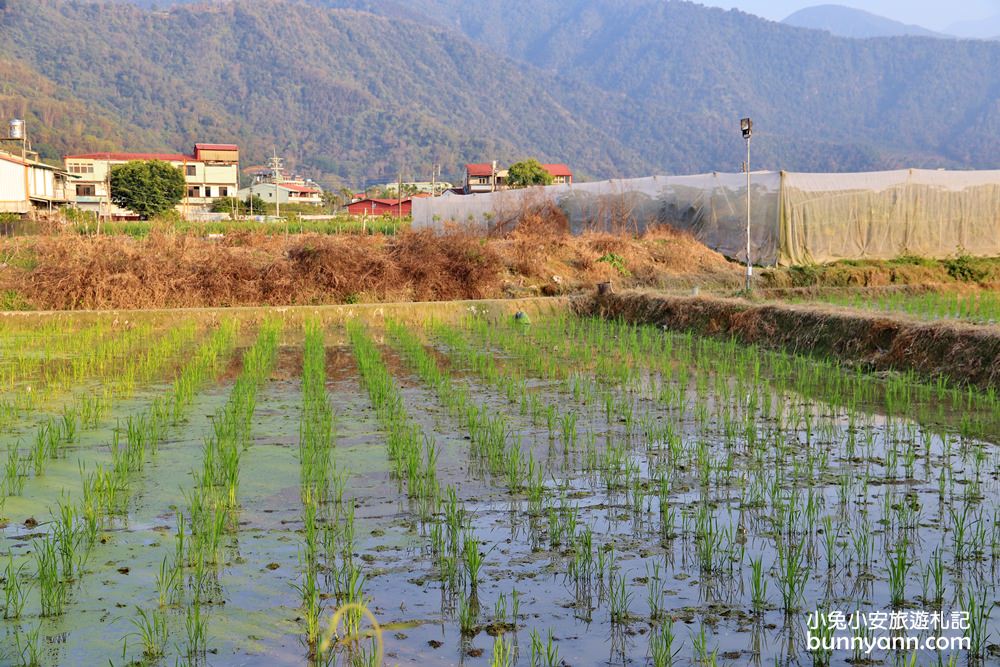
[411, 169, 1000, 265]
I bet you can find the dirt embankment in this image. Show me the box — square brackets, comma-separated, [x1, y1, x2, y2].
[0, 222, 740, 310]
[577, 290, 1000, 389]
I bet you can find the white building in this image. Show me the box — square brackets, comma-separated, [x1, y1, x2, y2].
[64, 143, 239, 217]
[0, 149, 74, 215]
[237, 181, 324, 206]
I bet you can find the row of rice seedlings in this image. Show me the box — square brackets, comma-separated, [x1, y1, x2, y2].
[349, 322, 510, 643]
[296, 320, 338, 659]
[173, 321, 279, 661]
[1, 320, 206, 499]
[797, 289, 1000, 324]
[185, 321, 279, 563]
[347, 321, 439, 507]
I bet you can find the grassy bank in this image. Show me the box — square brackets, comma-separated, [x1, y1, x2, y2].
[761, 253, 1000, 288]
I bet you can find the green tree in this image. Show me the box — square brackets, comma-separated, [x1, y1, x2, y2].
[209, 194, 267, 216]
[507, 159, 554, 188]
[109, 160, 185, 219]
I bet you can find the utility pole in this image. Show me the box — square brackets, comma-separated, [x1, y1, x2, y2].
[269, 148, 284, 221]
[740, 117, 753, 293]
[397, 171, 403, 218]
[430, 163, 438, 197]
[491, 159, 497, 192]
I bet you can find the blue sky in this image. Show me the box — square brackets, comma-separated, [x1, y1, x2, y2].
[695, 0, 1000, 32]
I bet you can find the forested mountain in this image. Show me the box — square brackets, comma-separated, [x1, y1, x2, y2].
[3, 0, 1000, 188]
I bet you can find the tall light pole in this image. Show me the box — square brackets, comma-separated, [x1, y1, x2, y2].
[740, 117, 753, 292]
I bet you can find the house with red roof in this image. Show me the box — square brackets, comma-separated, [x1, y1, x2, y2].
[463, 162, 573, 194]
[64, 143, 239, 217]
[345, 196, 421, 217]
[540, 163, 573, 185]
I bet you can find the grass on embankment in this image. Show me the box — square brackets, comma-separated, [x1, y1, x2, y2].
[760, 253, 1000, 289]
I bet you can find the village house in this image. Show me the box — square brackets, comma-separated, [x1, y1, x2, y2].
[345, 194, 428, 217]
[64, 143, 239, 217]
[237, 181, 324, 206]
[542, 163, 573, 185]
[0, 149, 74, 216]
[463, 162, 573, 194]
[463, 163, 507, 194]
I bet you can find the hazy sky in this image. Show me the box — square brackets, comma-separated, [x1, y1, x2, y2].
[694, 0, 1000, 31]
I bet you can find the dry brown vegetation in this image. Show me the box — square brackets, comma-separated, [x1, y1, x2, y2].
[0, 219, 740, 310]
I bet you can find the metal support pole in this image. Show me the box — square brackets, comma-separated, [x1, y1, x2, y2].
[745, 135, 752, 292]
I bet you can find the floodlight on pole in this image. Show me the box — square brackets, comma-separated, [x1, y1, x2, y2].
[740, 117, 753, 292]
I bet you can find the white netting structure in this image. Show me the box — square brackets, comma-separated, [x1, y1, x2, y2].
[412, 169, 1000, 265]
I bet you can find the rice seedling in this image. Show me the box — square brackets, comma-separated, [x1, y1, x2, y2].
[156, 555, 180, 608]
[3, 443, 24, 496]
[184, 600, 208, 657]
[34, 536, 67, 617]
[127, 606, 167, 659]
[14, 621, 42, 667]
[774, 540, 808, 614]
[608, 571, 632, 624]
[458, 593, 478, 635]
[649, 619, 677, 667]
[886, 540, 910, 607]
[690, 624, 717, 666]
[3, 555, 30, 619]
[490, 635, 513, 667]
[748, 555, 767, 612]
[529, 629, 560, 667]
[646, 561, 665, 620]
[463, 533, 486, 593]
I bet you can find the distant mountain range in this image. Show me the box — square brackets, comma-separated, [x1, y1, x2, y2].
[3, 0, 1000, 189]
[782, 4, 1000, 41]
[782, 5, 946, 39]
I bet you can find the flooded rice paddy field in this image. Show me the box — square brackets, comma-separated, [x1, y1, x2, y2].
[1, 309, 999, 666]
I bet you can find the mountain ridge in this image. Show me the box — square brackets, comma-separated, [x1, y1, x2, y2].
[3, 0, 1000, 188]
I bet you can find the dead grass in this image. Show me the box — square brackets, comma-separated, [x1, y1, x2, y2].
[0, 218, 741, 310]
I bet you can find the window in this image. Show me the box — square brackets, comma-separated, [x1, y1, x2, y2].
[220, 187, 228, 197]
[204, 186, 213, 198]
[185, 165, 197, 177]
[187, 186, 200, 198]
[68, 164, 94, 174]
[76, 184, 96, 197]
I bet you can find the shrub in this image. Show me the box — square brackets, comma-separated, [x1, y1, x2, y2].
[943, 254, 988, 282]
